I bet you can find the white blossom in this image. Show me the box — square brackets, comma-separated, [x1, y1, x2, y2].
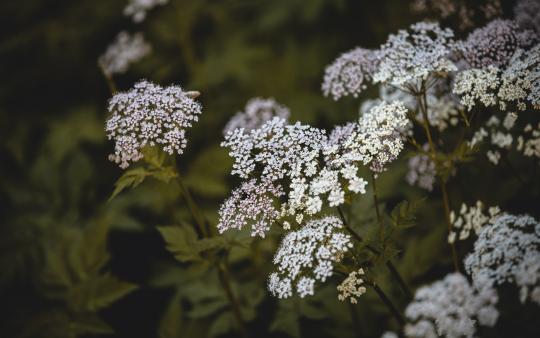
[464, 214, 540, 305]
[337, 268, 367, 304]
[124, 0, 168, 23]
[268, 216, 353, 298]
[217, 179, 284, 237]
[322, 47, 381, 100]
[332, 101, 410, 173]
[374, 22, 457, 87]
[223, 97, 290, 135]
[404, 273, 499, 338]
[448, 201, 502, 243]
[406, 144, 436, 191]
[98, 31, 151, 76]
[106, 80, 201, 168]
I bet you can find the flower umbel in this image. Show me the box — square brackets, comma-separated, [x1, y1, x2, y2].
[106, 80, 202, 169]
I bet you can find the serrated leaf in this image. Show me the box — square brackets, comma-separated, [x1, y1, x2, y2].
[68, 274, 138, 312]
[390, 199, 424, 229]
[110, 167, 150, 200]
[70, 313, 115, 335]
[188, 298, 228, 319]
[157, 225, 201, 262]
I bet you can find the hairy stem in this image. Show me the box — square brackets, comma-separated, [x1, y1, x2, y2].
[337, 206, 412, 299]
[218, 262, 250, 338]
[418, 85, 460, 272]
[370, 282, 405, 326]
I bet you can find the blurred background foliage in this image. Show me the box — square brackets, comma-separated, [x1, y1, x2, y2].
[1, 0, 538, 337]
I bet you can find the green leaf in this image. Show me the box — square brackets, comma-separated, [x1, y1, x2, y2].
[270, 299, 301, 338]
[158, 293, 183, 338]
[110, 167, 150, 200]
[69, 313, 115, 335]
[188, 298, 228, 319]
[68, 274, 138, 312]
[208, 311, 235, 338]
[390, 199, 424, 229]
[157, 225, 201, 262]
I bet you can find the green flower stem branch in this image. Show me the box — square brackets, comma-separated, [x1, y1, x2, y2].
[417, 81, 460, 272]
[369, 281, 405, 326]
[174, 173, 249, 338]
[371, 172, 383, 242]
[99, 65, 118, 95]
[337, 206, 412, 299]
[218, 261, 250, 338]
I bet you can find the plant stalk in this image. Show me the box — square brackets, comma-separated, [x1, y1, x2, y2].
[370, 282, 405, 326]
[218, 262, 250, 338]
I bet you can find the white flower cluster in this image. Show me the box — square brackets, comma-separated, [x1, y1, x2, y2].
[514, 0, 540, 34]
[333, 101, 410, 173]
[223, 97, 290, 135]
[468, 113, 540, 165]
[453, 43, 540, 112]
[404, 273, 499, 338]
[337, 268, 367, 304]
[411, 0, 502, 31]
[217, 179, 283, 238]
[322, 47, 380, 100]
[380, 332, 398, 338]
[98, 31, 151, 76]
[458, 19, 537, 69]
[464, 214, 540, 305]
[374, 22, 457, 87]
[448, 201, 502, 243]
[406, 144, 436, 192]
[106, 80, 202, 169]
[123, 0, 168, 23]
[268, 216, 353, 298]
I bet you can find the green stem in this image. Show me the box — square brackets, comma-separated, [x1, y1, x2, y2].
[336, 206, 412, 299]
[370, 282, 405, 326]
[175, 175, 208, 237]
[217, 262, 250, 338]
[348, 302, 363, 337]
[99, 64, 117, 95]
[418, 85, 460, 273]
[371, 172, 383, 242]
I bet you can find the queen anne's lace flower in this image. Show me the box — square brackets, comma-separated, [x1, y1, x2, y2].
[332, 101, 410, 173]
[98, 31, 151, 76]
[458, 19, 537, 69]
[106, 80, 202, 169]
[337, 268, 367, 304]
[404, 273, 499, 338]
[464, 214, 540, 305]
[124, 0, 168, 23]
[406, 144, 436, 191]
[223, 97, 290, 135]
[217, 179, 284, 237]
[268, 216, 353, 298]
[514, 0, 540, 33]
[373, 22, 457, 87]
[448, 201, 501, 243]
[454, 43, 540, 112]
[322, 48, 380, 100]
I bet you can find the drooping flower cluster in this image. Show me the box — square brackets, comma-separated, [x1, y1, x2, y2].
[123, 0, 168, 23]
[453, 43, 540, 112]
[337, 268, 367, 304]
[223, 97, 290, 135]
[406, 144, 436, 191]
[106, 80, 202, 169]
[217, 179, 283, 238]
[448, 201, 502, 243]
[464, 214, 540, 305]
[268, 216, 353, 298]
[404, 273, 499, 338]
[332, 101, 410, 173]
[373, 22, 457, 87]
[514, 0, 540, 34]
[458, 19, 537, 69]
[411, 0, 502, 31]
[98, 31, 151, 76]
[322, 48, 381, 100]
